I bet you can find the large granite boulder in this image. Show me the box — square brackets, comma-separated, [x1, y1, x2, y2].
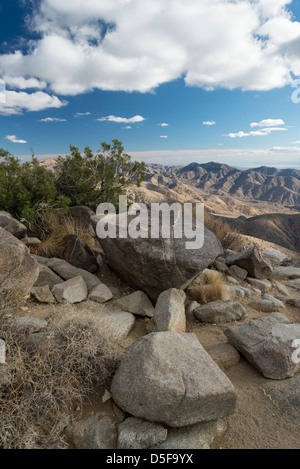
[111, 331, 237, 427]
[94, 214, 223, 302]
[61, 234, 99, 273]
[226, 246, 273, 280]
[225, 313, 300, 379]
[0, 211, 27, 239]
[0, 227, 39, 311]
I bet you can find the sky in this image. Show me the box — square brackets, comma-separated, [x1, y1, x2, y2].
[1, 0, 300, 168]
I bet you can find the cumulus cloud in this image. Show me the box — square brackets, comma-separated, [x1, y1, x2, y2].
[158, 123, 169, 127]
[0, 0, 300, 96]
[0, 90, 68, 115]
[250, 118, 285, 127]
[98, 115, 145, 123]
[203, 121, 216, 126]
[39, 117, 67, 122]
[226, 127, 287, 138]
[5, 135, 27, 144]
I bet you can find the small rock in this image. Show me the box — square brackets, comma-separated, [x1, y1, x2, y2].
[65, 413, 117, 449]
[273, 266, 300, 280]
[117, 417, 168, 449]
[262, 248, 287, 264]
[154, 418, 228, 450]
[35, 264, 63, 289]
[272, 280, 289, 296]
[247, 278, 272, 293]
[4, 317, 48, 333]
[102, 389, 112, 403]
[249, 299, 285, 312]
[99, 312, 135, 340]
[154, 288, 186, 332]
[89, 283, 114, 303]
[230, 265, 248, 281]
[61, 234, 99, 273]
[286, 298, 300, 308]
[194, 300, 247, 324]
[31, 285, 56, 304]
[115, 291, 154, 317]
[52, 276, 88, 304]
[262, 294, 286, 307]
[0, 340, 6, 364]
[185, 300, 201, 320]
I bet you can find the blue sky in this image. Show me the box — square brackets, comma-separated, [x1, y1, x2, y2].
[1, 0, 300, 168]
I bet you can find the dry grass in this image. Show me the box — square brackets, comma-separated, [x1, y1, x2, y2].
[31, 212, 96, 258]
[186, 269, 226, 304]
[0, 308, 124, 449]
[204, 211, 240, 249]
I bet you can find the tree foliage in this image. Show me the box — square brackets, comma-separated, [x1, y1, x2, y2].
[55, 139, 146, 210]
[0, 149, 69, 229]
[0, 140, 146, 230]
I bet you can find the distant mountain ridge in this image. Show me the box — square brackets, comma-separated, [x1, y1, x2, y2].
[145, 161, 300, 206]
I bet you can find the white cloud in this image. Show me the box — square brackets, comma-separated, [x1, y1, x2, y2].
[160, 135, 168, 138]
[5, 135, 27, 144]
[0, 0, 299, 95]
[121, 125, 132, 129]
[3, 76, 47, 90]
[0, 90, 68, 115]
[74, 112, 91, 117]
[203, 121, 216, 126]
[98, 115, 145, 123]
[39, 117, 67, 122]
[250, 118, 285, 127]
[158, 123, 169, 127]
[226, 127, 287, 138]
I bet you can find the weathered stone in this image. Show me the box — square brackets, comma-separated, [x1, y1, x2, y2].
[154, 418, 228, 450]
[249, 299, 284, 313]
[230, 265, 248, 280]
[117, 418, 168, 449]
[226, 246, 273, 280]
[224, 285, 251, 301]
[61, 234, 99, 273]
[52, 275, 88, 303]
[37, 257, 101, 291]
[95, 213, 224, 302]
[262, 248, 287, 264]
[0, 211, 27, 239]
[34, 264, 63, 288]
[204, 342, 240, 370]
[21, 237, 41, 247]
[273, 266, 300, 280]
[115, 291, 155, 318]
[111, 332, 237, 427]
[286, 298, 300, 308]
[98, 312, 136, 340]
[194, 300, 247, 324]
[89, 283, 114, 303]
[67, 206, 95, 228]
[262, 294, 286, 307]
[185, 300, 201, 320]
[247, 278, 272, 292]
[272, 280, 290, 296]
[4, 317, 48, 333]
[65, 413, 117, 449]
[0, 228, 39, 311]
[102, 389, 112, 403]
[154, 288, 186, 332]
[225, 313, 300, 379]
[31, 285, 56, 304]
[0, 340, 6, 364]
